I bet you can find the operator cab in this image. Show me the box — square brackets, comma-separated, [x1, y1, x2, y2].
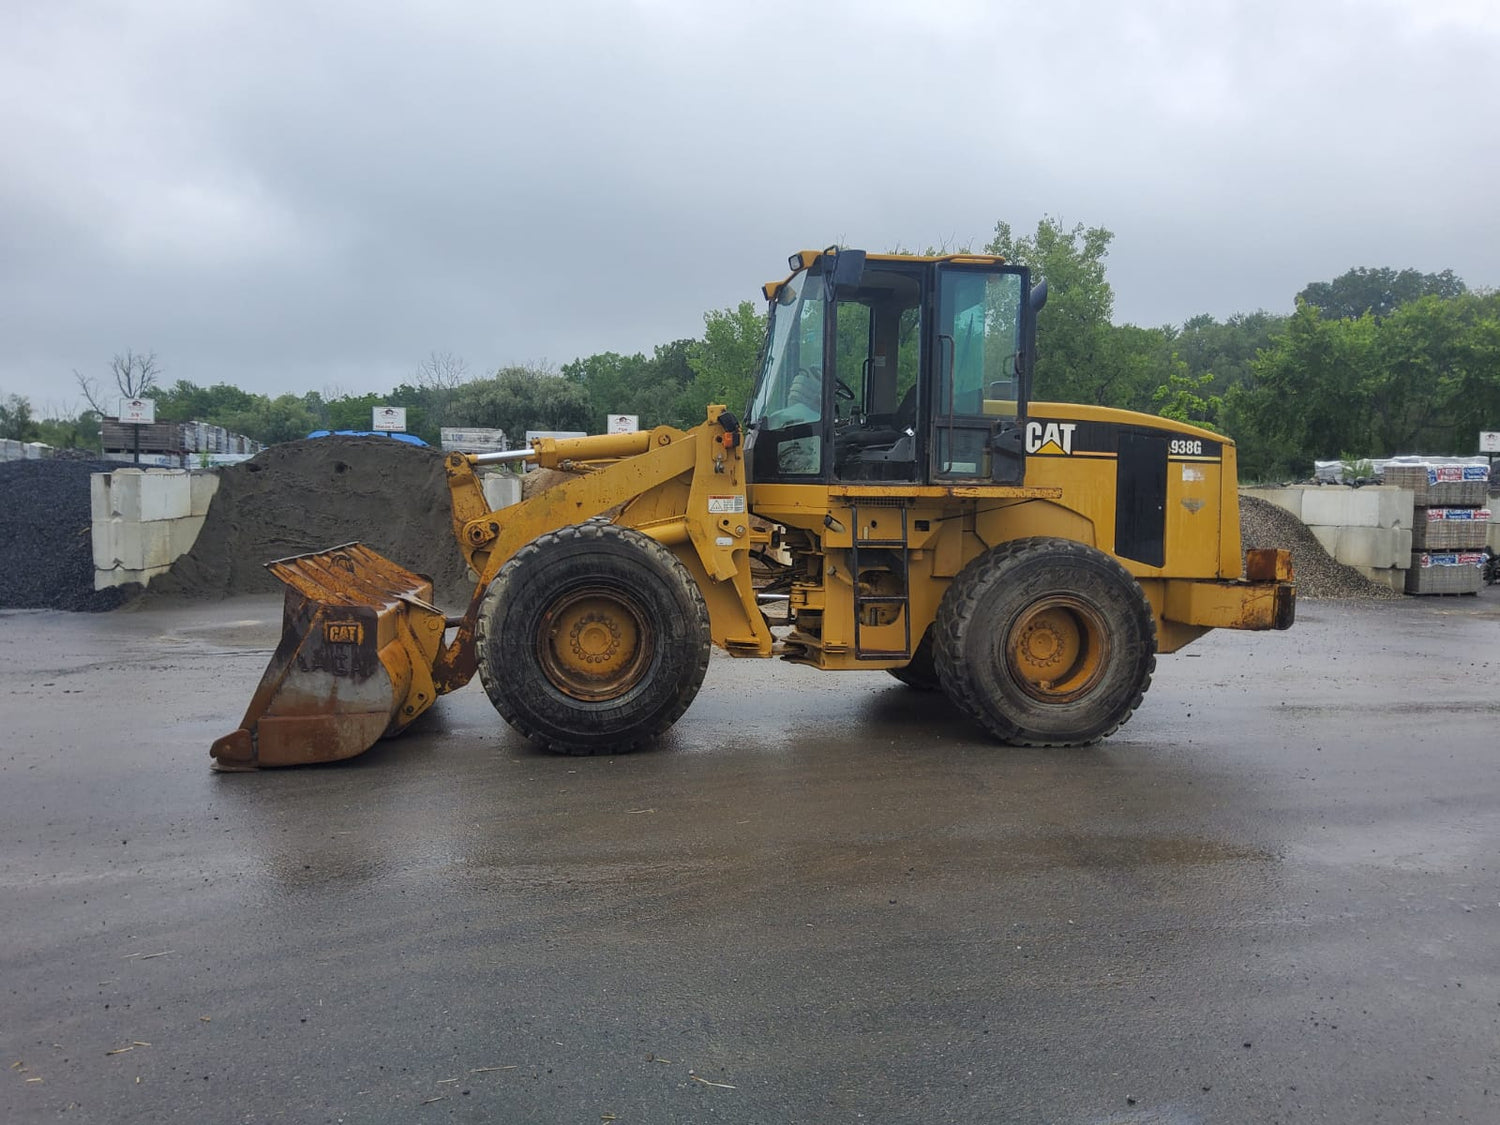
[745, 247, 1041, 487]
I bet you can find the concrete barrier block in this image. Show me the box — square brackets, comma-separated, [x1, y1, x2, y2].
[1244, 487, 1304, 520]
[1351, 565, 1407, 593]
[1397, 528, 1413, 557]
[169, 515, 206, 559]
[1362, 486, 1413, 529]
[108, 469, 144, 521]
[111, 519, 172, 571]
[1299, 488, 1354, 527]
[1335, 525, 1404, 569]
[95, 564, 172, 591]
[188, 470, 220, 517]
[90, 473, 112, 521]
[481, 472, 521, 510]
[139, 470, 192, 522]
[1300, 486, 1411, 529]
[92, 518, 120, 569]
[1309, 525, 1341, 558]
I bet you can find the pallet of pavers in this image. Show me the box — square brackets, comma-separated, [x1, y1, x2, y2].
[1405, 550, 1485, 595]
[1383, 463, 1490, 506]
[1411, 507, 1492, 550]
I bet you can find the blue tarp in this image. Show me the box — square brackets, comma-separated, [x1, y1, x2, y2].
[306, 430, 428, 446]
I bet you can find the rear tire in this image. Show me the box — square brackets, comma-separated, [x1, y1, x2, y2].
[476, 523, 711, 755]
[933, 538, 1156, 746]
[886, 626, 940, 690]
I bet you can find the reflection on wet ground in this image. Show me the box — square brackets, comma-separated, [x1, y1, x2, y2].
[2, 593, 1499, 1122]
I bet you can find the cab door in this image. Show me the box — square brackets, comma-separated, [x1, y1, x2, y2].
[930, 264, 1029, 485]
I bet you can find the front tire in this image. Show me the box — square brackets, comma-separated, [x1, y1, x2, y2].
[476, 523, 711, 755]
[933, 538, 1156, 746]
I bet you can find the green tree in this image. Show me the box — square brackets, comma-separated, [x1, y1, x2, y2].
[155, 380, 261, 424]
[1371, 292, 1500, 454]
[683, 301, 767, 420]
[450, 364, 592, 441]
[1228, 302, 1378, 477]
[562, 351, 655, 429]
[986, 218, 1134, 406]
[1172, 311, 1287, 393]
[1298, 267, 1467, 321]
[34, 411, 101, 450]
[1152, 369, 1224, 431]
[0, 394, 38, 441]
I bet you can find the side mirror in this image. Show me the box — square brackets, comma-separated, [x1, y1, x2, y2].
[1029, 278, 1049, 312]
[827, 246, 867, 294]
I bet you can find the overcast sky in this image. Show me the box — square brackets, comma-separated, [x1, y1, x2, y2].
[3, 0, 1498, 412]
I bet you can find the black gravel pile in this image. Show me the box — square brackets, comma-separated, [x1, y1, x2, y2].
[1240, 493, 1401, 599]
[0, 460, 136, 612]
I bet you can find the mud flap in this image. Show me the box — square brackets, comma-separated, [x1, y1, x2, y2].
[210, 543, 448, 770]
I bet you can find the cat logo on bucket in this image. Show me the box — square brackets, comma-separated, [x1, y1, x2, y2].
[1025, 421, 1077, 456]
[324, 621, 364, 645]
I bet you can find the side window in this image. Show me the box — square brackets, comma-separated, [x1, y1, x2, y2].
[934, 269, 1024, 478]
[895, 306, 921, 403]
[785, 294, 826, 422]
[834, 302, 871, 417]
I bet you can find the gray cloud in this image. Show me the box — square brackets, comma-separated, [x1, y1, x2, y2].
[3, 0, 1498, 408]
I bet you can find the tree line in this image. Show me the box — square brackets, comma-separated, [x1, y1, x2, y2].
[2, 220, 1491, 481]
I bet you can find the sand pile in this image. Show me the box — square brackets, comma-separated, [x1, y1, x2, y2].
[150, 437, 474, 605]
[1239, 493, 1400, 599]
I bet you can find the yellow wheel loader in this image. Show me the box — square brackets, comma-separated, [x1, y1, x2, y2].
[210, 248, 1294, 769]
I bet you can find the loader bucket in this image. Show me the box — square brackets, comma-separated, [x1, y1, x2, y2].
[210, 543, 449, 770]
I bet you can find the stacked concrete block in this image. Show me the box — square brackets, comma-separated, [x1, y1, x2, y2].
[1383, 463, 1490, 507]
[1408, 551, 1487, 594]
[1384, 465, 1491, 595]
[1412, 507, 1491, 550]
[1250, 485, 1413, 592]
[91, 468, 219, 590]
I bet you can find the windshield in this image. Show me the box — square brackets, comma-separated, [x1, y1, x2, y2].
[749, 271, 826, 429]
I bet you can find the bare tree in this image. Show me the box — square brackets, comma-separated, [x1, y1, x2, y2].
[415, 350, 470, 391]
[414, 350, 471, 430]
[74, 350, 163, 416]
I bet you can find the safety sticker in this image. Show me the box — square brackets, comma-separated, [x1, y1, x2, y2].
[707, 495, 746, 514]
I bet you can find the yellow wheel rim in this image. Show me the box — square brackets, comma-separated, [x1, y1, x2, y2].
[537, 587, 654, 702]
[1005, 595, 1110, 703]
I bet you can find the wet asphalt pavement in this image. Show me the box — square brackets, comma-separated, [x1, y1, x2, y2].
[3, 593, 1499, 1124]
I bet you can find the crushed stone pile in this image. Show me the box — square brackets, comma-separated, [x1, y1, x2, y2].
[0, 459, 135, 612]
[149, 437, 473, 605]
[1239, 493, 1400, 599]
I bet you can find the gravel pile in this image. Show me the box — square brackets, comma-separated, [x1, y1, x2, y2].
[0, 460, 135, 612]
[1239, 493, 1401, 599]
[149, 437, 473, 605]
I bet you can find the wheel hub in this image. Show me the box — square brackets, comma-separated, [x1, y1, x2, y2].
[569, 612, 622, 665]
[539, 588, 653, 701]
[1006, 596, 1110, 703]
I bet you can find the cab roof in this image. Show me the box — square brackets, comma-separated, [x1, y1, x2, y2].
[763, 248, 1009, 302]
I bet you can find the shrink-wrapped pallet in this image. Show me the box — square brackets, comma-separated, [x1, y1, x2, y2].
[1383, 463, 1489, 506]
[1404, 550, 1485, 595]
[1411, 507, 1492, 550]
